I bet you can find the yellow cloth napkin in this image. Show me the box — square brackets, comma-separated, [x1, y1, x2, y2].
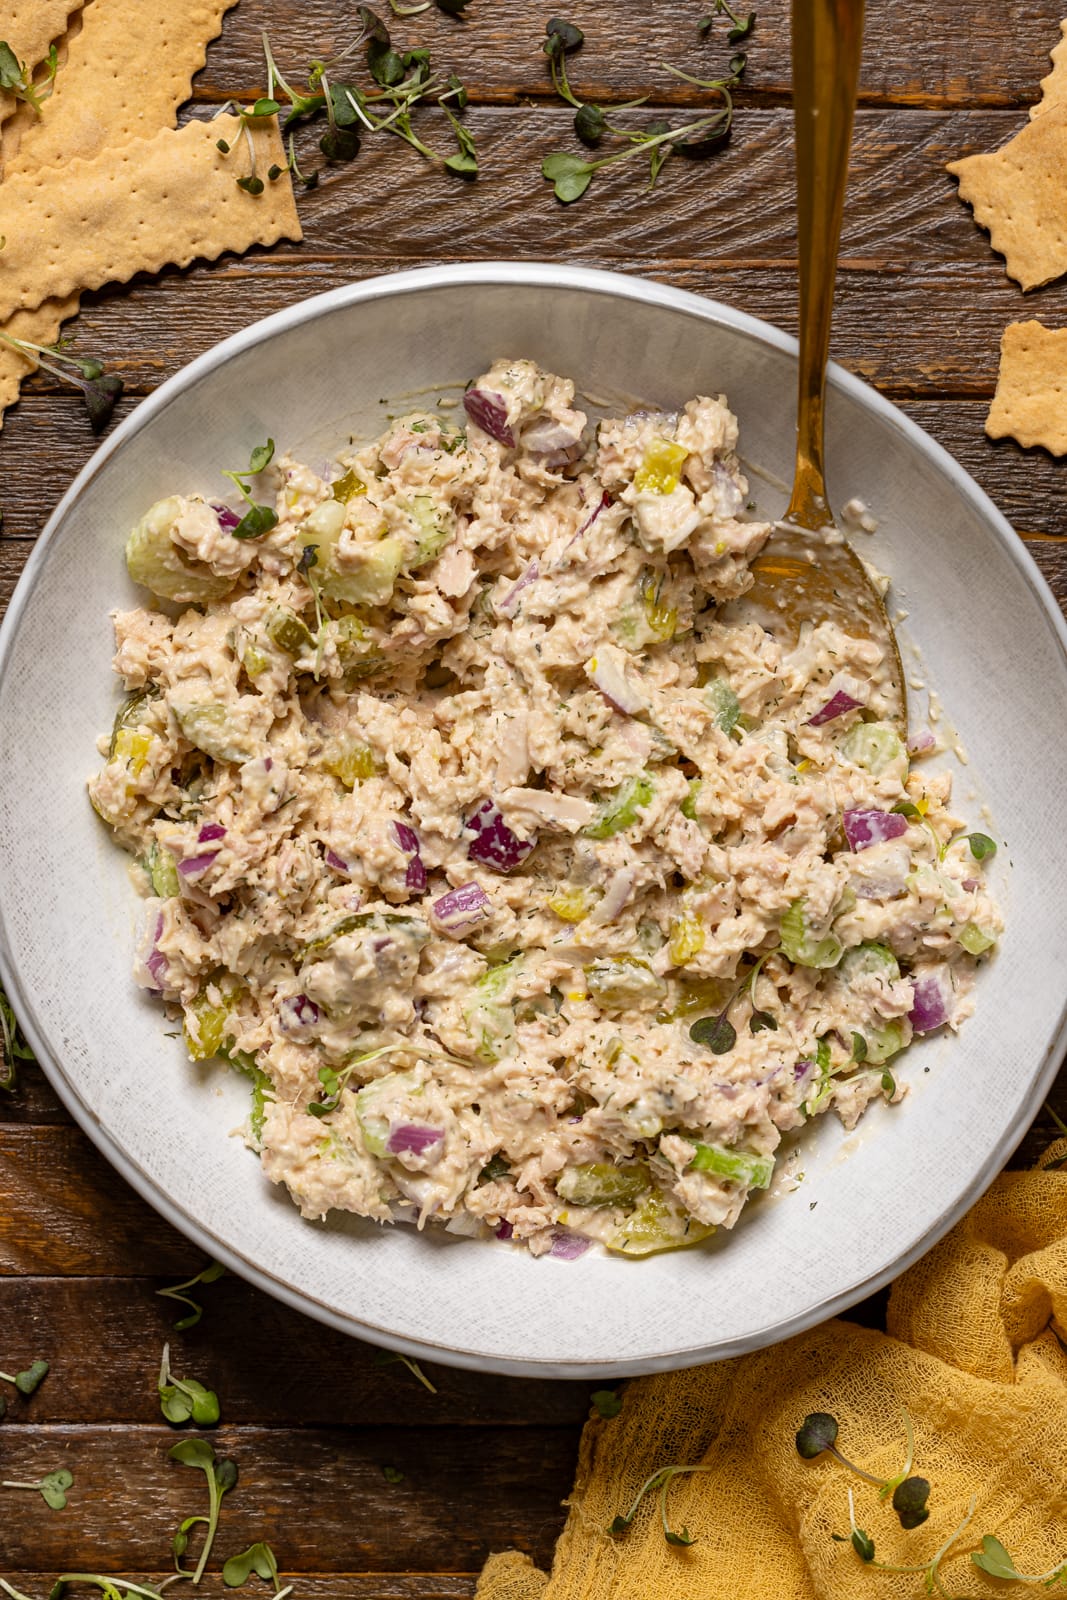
[476, 1142, 1067, 1600]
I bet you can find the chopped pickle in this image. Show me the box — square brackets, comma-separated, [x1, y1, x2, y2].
[109, 689, 154, 757]
[301, 911, 429, 967]
[663, 975, 735, 1020]
[668, 914, 705, 967]
[634, 437, 689, 495]
[547, 886, 594, 923]
[173, 701, 256, 765]
[321, 736, 377, 788]
[267, 608, 315, 656]
[112, 726, 153, 776]
[332, 467, 367, 503]
[183, 988, 233, 1062]
[242, 644, 272, 679]
[606, 1190, 715, 1256]
[333, 615, 388, 686]
[705, 678, 741, 735]
[147, 840, 180, 898]
[780, 898, 843, 970]
[555, 1162, 649, 1207]
[464, 957, 523, 1062]
[639, 571, 677, 641]
[585, 773, 655, 840]
[326, 537, 405, 607]
[584, 956, 666, 1010]
[864, 1019, 907, 1064]
[690, 1142, 774, 1190]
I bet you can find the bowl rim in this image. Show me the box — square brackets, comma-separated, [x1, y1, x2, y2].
[3, 260, 1066, 1378]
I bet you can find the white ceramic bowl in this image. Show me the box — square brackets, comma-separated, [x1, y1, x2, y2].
[2, 264, 1065, 1378]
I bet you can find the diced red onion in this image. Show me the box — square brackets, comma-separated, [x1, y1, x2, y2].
[198, 822, 226, 843]
[431, 882, 492, 931]
[794, 1059, 813, 1081]
[178, 851, 221, 878]
[134, 909, 168, 993]
[521, 415, 585, 467]
[496, 1220, 514, 1241]
[843, 808, 909, 853]
[394, 822, 427, 893]
[909, 972, 951, 1034]
[962, 878, 980, 893]
[907, 729, 936, 756]
[807, 689, 864, 727]
[463, 388, 515, 448]
[264, 756, 274, 771]
[562, 489, 612, 555]
[387, 1122, 445, 1157]
[324, 848, 350, 874]
[496, 561, 540, 618]
[586, 652, 647, 716]
[212, 502, 242, 531]
[279, 993, 321, 1034]
[465, 799, 535, 873]
[550, 1231, 591, 1261]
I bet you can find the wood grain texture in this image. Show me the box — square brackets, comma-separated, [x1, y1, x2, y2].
[0, 1276, 594, 1426]
[0, 1423, 577, 1571]
[192, 0, 1067, 109]
[2, 0, 1067, 1587]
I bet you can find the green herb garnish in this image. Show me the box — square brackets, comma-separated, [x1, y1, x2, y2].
[381, 1463, 406, 1482]
[222, 1540, 291, 1594]
[591, 1389, 623, 1419]
[221, 440, 278, 539]
[0, 1358, 49, 1396]
[372, 1348, 438, 1393]
[608, 1462, 715, 1546]
[156, 1260, 226, 1331]
[0, 330, 124, 434]
[1, 1467, 72, 1509]
[169, 1437, 238, 1583]
[158, 1343, 220, 1427]
[0, 39, 57, 113]
[796, 1410, 930, 1530]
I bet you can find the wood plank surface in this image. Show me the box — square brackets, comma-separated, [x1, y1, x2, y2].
[2, 0, 1067, 1591]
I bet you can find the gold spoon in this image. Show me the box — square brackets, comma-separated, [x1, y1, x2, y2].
[732, 0, 906, 725]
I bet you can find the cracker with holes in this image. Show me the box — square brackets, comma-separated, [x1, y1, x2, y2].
[1032, 19, 1067, 119]
[986, 319, 1067, 455]
[0, 115, 299, 326]
[948, 101, 1067, 291]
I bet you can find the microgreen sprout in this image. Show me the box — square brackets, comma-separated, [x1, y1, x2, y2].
[830, 1487, 876, 1561]
[688, 948, 778, 1056]
[169, 1437, 238, 1583]
[0, 1358, 49, 1396]
[221, 441, 278, 540]
[382, 1463, 406, 1482]
[158, 1343, 220, 1427]
[0, 39, 58, 113]
[591, 1389, 623, 1419]
[307, 1041, 426, 1117]
[2, 1467, 73, 1509]
[971, 1535, 1067, 1585]
[0, 330, 124, 434]
[608, 1462, 715, 1546]
[540, 20, 646, 149]
[796, 1410, 930, 1530]
[710, 0, 756, 44]
[372, 1348, 438, 1393]
[222, 1541, 292, 1596]
[157, 1260, 226, 1331]
[844, 1495, 979, 1589]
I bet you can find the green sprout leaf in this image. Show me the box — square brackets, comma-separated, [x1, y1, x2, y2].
[574, 102, 607, 145]
[965, 832, 996, 861]
[540, 151, 593, 203]
[5, 1359, 50, 1396]
[851, 1527, 875, 1562]
[382, 1464, 406, 1483]
[373, 1348, 438, 1393]
[0, 984, 35, 1092]
[971, 1535, 1020, 1580]
[158, 1343, 221, 1427]
[169, 1437, 238, 1585]
[2, 1467, 73, 1509]
[157, 1261, 226, 1331]
[796, 1412, 839, 1459]
[591, 1389, 623, 1419]
[749, 1009, 778, 1034]
[222, 1540, 281, 1588]
[891, 1475, 931, 1530]
[850, 1031, 868, 1063]
[689, 1013, 736, 1055]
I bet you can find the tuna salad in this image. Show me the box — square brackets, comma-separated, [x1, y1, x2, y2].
[89, 359, 1002, 1259]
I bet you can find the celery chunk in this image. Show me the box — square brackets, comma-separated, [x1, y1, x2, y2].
[585, 774, 655, 840]
[690, 1142, 774, 1190]
[556, 1162, 649, 1207]
[780, 898, 843, 969]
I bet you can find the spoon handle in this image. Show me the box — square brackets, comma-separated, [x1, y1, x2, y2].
[787, 0, 865, 529]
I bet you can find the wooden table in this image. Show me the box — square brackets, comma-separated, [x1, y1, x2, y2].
[2, 1, 1066, 1591]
